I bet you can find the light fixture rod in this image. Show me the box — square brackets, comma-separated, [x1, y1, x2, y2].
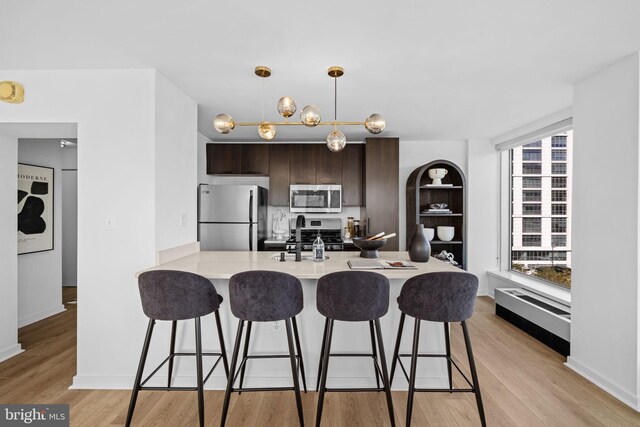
[235, 121, 364, 126]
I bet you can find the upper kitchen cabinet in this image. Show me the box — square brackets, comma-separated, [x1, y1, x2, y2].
[365, 137, 399, 250]
[315, 145, 342, 185]
[207, 143, 241, 174]
[341, 144, 365, 206]
[207, 143, 269, 175]
[289, 144, 316, 184]
[269, 144, 290, 206]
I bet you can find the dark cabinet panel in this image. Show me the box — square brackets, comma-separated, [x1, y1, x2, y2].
[315, 145, 342, 185]
[341, 144, 364, 206]
[207, 144, 241, 174]
[268, 144, 290, 206]
[241, 144, 270, 175]
[289, 144, 316, 184]
[365, 138, 399, 250]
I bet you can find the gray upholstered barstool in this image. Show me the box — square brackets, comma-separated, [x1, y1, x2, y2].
[126, 270, 229, 427]
[315, 271, 396, 427]
[220, 270, 306, 427]
[389, 271, 486, 427]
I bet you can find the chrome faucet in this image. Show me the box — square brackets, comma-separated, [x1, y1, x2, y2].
[295, 215, 306, 262]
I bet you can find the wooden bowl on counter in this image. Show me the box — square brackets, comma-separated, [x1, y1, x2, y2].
[352, 237, 387, 258]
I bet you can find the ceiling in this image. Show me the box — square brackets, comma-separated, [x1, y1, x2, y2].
[2, 1, 640, 142]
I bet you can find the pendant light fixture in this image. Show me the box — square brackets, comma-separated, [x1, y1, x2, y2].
[0, 81, 24, 103]
[212, 66, 385, 150]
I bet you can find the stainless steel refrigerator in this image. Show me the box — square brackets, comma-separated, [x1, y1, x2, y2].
[198, 184, 268, 251]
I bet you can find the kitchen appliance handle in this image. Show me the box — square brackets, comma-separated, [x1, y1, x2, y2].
[249, 190, 254, 223]
[249, 223, 253, 251]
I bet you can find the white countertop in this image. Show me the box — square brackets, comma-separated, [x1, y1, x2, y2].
[138, 251, 460, 280]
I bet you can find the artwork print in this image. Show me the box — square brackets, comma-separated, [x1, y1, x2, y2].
[17, 163, 54, 254]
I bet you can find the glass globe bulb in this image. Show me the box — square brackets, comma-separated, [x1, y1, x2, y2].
[258, 122, 277, 141]
[364, 113, 386, 134]
[326, 130, 347, 152]
[277, 96, 297, 118]
[212, 113, 235, 134]
[300, 105, 321, 127]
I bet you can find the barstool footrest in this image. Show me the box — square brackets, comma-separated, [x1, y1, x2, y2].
[231, 386, 296, 393]
[414, 387, 475, 393]
[230, 354, 303, 389]
[139, 352, 224, 388]
[396, 353, 474, 389]
[325, 387, 385, 393]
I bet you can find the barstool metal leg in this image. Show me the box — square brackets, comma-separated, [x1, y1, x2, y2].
[461, 321, 486, 427]
[238, 321, 253, 394]
[369, 320, 381, 390]
[406, 318, 421, 427]
[374, 319, 396, 427]
[292, 316, 308, 393]
[125, 318, 155, 427]
[444, 322, 453, 392]
[195, 317, 205, 427]
[315, 318, 334, 427]
[285, 318, 305, 427]
[167, 320, 177, 388]
[220, 319, 245, 427]
[315, 318, 329, 392]
[214, 310, 230, 380]
[390, 312, 406, 387]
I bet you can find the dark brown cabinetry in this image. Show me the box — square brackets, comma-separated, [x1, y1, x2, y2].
[406, 160, 466, 268]
[341, 144, 365, 206]
[315, 146, 342, 185]
[365, 138, 399, 251]
[268, 144, 290, 206]
[207, 143, 269, 175]
[288, 144, 316, 184]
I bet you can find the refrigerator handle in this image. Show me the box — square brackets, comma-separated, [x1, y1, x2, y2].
[249, 223, 253, 251]
[249, 190, 254, 223]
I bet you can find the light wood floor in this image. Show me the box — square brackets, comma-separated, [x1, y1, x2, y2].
[0, 288, 638, 426]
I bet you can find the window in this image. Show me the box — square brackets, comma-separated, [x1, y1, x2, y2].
[552, 235, 567, 247]
[522, 204, 542, 215]
[522, 190, 541, 201]
[522, 163, 542, 174]
[522, 177, 542, 188]
[522, 218, 541, 232]
[552, 163, 566, 174]
[552, 204, 567, 215]
[522, 149, 542, 161]
[552, 218, 567, 232]
[552, 149, 567, 161]
[552, 177, 567, 188]
[522, 235, 541, 246]
[552, 136, 567, 147]
[510, 131, 572, 289]
[552, 190, 567, 201]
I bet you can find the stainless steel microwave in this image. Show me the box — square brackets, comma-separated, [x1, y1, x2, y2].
[289, 185, 342, 213]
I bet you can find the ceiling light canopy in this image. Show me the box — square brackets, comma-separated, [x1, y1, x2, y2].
[212, 66, 385, 151]
[0, 81, 24, 104]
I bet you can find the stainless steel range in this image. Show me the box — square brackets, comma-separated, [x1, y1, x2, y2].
[285, 217, 344, 252]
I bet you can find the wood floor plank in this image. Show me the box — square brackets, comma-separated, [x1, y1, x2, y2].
[1, 293, 639, 426]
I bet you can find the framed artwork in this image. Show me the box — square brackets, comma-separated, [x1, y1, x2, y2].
[17, 163, 54, 255]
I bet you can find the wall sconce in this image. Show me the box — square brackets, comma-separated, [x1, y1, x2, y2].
[0, 81, 25, 103]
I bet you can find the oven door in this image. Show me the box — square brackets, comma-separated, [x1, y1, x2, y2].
[290, 185, 342, 213]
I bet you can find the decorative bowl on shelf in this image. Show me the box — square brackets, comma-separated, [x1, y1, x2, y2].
[428, 168, 448, 185]
[429, 203, 448, 209]
[352, 237, 387, 258]
[424, 227, 435, 241]
[437, 226, 455, 242]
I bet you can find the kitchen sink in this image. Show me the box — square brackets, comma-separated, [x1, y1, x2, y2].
[271, 254, 330, 261]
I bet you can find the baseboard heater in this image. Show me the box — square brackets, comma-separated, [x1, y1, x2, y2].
[494, 288, 570, 356]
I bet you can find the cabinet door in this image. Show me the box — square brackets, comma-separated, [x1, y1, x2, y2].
[289, 144, 316, 184]
[365, 138, 399, 250]
[315, 145, 342, 185]
[241, 144, 270, 175]
[268, 144, 290, 206]
[341, 144, 364, 206]
[207, 144, 241, 174]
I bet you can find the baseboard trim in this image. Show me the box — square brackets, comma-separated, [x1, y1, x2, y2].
[71, 374, 448, 391]
[0, 344, 24, 363]
[19, 305, 66, 328]
[566, 356, 639, 411]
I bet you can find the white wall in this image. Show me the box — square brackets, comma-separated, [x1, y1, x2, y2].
[155, 74, 198, 251]
[0, 69, 198, 387]
[17, 139, 66, 326]
[0, 134, 22, 362]
[568, 52, 640, 410]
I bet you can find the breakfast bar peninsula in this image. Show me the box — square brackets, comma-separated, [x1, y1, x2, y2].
[137, 251, 463, 390]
